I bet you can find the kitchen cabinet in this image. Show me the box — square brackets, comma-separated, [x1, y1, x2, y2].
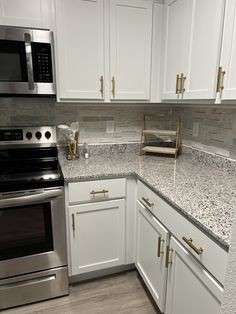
[0, 0, 50, 29]
[137, 180, 228, 285]
[65, 175, 227, 312]
[54, 0, 154, 102]
[162, 0, 225, 101]
[109, 0, 153, 100]
[136, 180, 227, 312]
[136, 201, 169, 312]
[54, 0, 104, 100]
[69, 199, 126, 275]
[150, 1, 164, 103]
[165, 236, 223, 314]
[218, 0, 236, 100]
[162, 0, 192, 100]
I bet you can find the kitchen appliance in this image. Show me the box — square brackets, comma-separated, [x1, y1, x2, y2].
[0, 126, 68, 310]
[0, 26, 55, 95]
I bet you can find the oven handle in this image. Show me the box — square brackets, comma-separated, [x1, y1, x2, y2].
[0, 189, 62, 208]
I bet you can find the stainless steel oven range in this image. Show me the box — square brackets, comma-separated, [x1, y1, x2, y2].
[0, 126, 68, 310]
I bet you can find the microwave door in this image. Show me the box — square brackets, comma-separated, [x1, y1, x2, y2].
[0, 37, 35, 94]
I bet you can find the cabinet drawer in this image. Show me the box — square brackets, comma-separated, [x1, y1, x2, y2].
[68, 178, 126, 204]
[137, 180, 228, 284]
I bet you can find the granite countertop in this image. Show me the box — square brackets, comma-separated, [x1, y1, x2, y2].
[59, 145, 236, 250]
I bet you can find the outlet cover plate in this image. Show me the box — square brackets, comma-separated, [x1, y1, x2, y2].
[106, 120, 115, 134]
[193, 122, 199, 137]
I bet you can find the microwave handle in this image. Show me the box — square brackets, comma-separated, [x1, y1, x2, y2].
[24, 33, 35, 90]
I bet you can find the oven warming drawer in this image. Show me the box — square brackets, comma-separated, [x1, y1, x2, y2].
[0, 266, 69, 310]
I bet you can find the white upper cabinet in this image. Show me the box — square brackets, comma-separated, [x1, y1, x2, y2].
[162, 0, 193, 100]
[54, 0, 104, 100]
[0, 0, 50, 29]
[218, 0, 236, 100]
[184, 0, 224, 100]
[162, 0, 225, 101]
[54, 0, 154, 102]
[109, 0, 153, 100]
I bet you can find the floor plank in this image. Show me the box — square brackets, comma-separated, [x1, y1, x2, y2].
[2, 271, 161, 314]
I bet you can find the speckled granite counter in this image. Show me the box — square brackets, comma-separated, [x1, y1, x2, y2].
[59, 146, 236, 250]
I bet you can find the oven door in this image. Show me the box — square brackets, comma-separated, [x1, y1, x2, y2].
[0, 187, 67, 279]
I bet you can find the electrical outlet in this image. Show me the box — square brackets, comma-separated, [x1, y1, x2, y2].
[106, 120, 115, 133]
[193, 122, 199, 137]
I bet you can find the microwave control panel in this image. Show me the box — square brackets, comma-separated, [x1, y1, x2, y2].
[32, 43, 53, 83]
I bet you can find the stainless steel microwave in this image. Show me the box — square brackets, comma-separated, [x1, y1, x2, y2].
[0, 26, 55, 95]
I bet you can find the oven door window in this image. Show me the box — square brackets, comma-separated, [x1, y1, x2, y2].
[0, 40, 28, 82]
[0, 202, 54, 261]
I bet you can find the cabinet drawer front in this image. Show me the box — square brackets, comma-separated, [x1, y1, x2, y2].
[137, 180, 228, 284]
[69, 178, 126, 204]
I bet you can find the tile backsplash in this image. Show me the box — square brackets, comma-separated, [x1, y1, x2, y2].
[173, 106, 236, 160]
[0, 97, 236, 160]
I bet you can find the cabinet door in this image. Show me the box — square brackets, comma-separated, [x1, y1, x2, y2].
[165, 237, 223, 314]
[220, 0, 236, 100]
[55, 0, 104, 100]
[183, 0, 224, 100]
[69, 199, 125, 275]
[136, 201, 169, 313]
[110, 0, 152, 100]
[0, 0, 50, 29]
[162, 0, 193, 100]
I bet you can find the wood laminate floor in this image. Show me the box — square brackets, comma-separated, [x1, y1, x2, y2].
[3, 271, 161, 314]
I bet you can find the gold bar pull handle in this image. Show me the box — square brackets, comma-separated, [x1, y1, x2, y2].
[157, 237, 165, 258]
[111, 76, 115, 98]
[180, 73, 186, 95]
[216, 67, 226, 93]
[90, 189, 109, 197]
[142, 197, 154, 208]
[176, 74, 181, 94]
[72, 213, 75, 232]
[182, 236, 203, 255]
[165, 245, 174, 268]
[100, 75, 104, 98]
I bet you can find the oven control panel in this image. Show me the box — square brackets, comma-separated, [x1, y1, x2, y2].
[0, 126, 57, 146]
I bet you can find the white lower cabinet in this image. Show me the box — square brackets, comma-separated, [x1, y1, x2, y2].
[69, 199, 126, 275]
[136, 180, 226, 314]
[136, 201, 169, 312]
[165, 236, 223, 314]
[66, 178, 226, 314]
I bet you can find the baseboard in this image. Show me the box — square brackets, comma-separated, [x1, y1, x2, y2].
[69, 264, 135, 284]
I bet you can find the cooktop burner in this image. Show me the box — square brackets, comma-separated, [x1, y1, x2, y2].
[0, 126, 64, 192]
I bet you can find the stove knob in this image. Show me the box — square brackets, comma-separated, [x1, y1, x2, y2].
[35, 131, 42, 140]
[26, 131, 32, 140]
[45, 131, 51, 139]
